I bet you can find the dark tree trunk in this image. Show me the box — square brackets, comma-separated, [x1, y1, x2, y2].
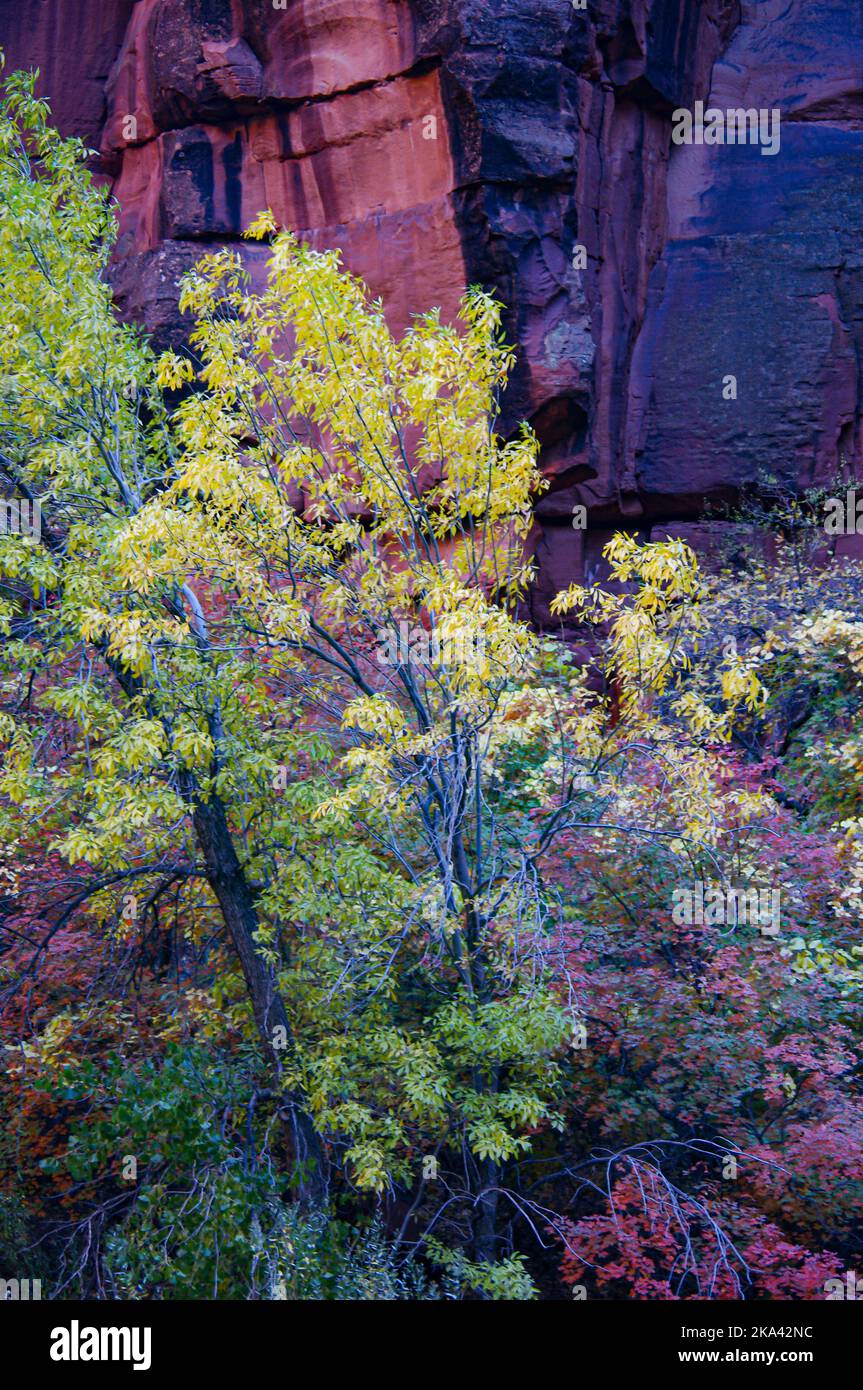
[191, 791, 326, 1204]
[473, 1156, 500, 1266]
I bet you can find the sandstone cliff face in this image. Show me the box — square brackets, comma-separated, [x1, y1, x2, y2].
[1, 0, 861, 621]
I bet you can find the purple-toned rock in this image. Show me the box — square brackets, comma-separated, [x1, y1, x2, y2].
[631, 1, 863, 519]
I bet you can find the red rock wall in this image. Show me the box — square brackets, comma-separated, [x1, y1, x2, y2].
[2, 0, 861, 621]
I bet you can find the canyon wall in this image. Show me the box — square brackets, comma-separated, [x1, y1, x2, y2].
[2, 0, 861, 620]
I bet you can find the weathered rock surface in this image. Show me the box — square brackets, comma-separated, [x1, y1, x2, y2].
[631, 1, 863, 514]
[2, 0, 861, 620]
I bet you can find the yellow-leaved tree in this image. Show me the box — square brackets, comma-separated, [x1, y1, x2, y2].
[0, 70, 768, 1288]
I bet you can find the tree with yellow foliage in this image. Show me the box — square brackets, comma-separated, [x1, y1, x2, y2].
[0, 67, 772, 1290]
